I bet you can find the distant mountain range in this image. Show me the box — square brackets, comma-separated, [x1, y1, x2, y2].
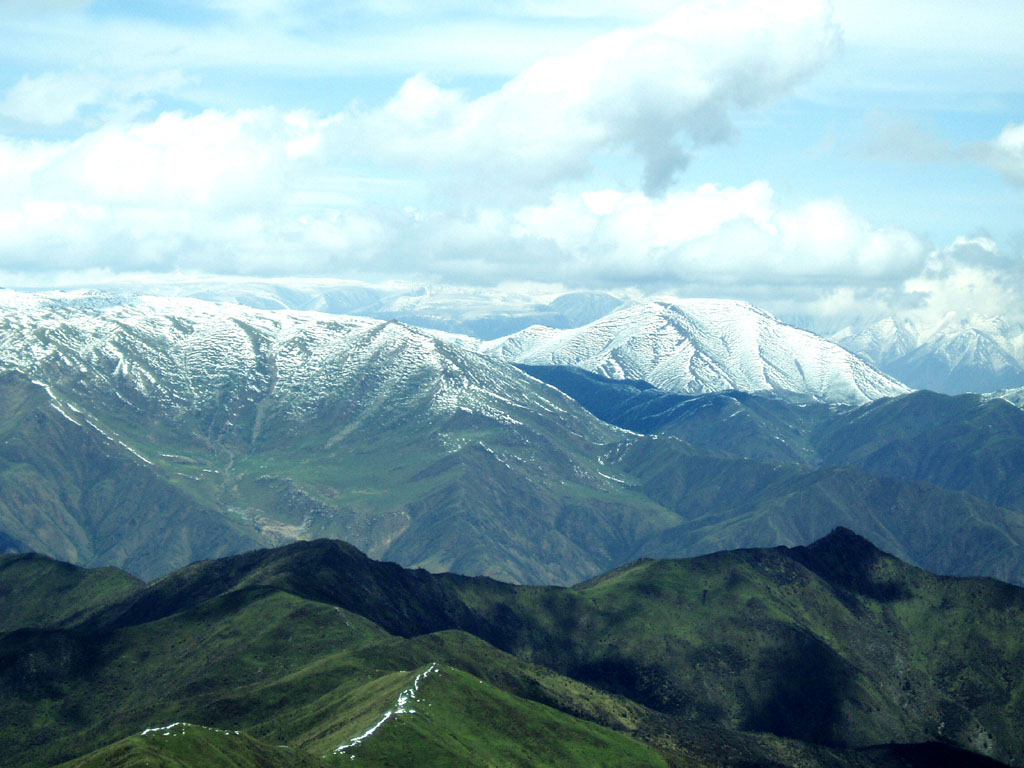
[40, 279, 629, 340]
[831, 314, 1024, 394]
[45, 278, 1024, 395]
[1, 531, 1021, 766]
[2, 289, 1024, 592]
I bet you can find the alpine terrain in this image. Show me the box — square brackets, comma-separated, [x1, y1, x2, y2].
[4, 289, 1024, 592]
[1, 531, 1021, 767]
[832, 314, 1024, 394]
[483, 298, 909, 405]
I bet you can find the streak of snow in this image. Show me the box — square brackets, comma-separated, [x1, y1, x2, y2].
[333, 663, 439, 755]
[596, 470, 626, 484]
[139, 722, 239, 738]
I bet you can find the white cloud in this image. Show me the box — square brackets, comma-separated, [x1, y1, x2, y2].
[333, 0, 840, 198]
[6, 0, 989, 324]
[902, 237, 1024, 322]
[796, 236, 1024, 330]
[0, 70, 185, 126]
[0, 73, 105, 125]
[0, 121, 932, 293]
[514, 184, 926, 285]
[7, 109, 323, 210]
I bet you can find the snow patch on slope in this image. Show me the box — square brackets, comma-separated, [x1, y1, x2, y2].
[334, 663, 440, 755]
[139, 722, 241, 737]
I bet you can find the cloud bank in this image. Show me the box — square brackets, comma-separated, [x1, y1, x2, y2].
[0, 0, 1020, 329]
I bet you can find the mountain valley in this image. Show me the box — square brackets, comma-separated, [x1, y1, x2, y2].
[1, 287, 1024, 767]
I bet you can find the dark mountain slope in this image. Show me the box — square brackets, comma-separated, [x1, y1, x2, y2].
[6, 533, 1020, 765]
[613, 437, 1024, 585]
[813, 390, 1024, 512]
[519, 363, 830, 464]
[0, 372, 263, 579]
[526, 365, 1024, 519]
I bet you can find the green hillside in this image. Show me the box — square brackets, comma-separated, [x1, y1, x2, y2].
[1, 533, 1021, 767]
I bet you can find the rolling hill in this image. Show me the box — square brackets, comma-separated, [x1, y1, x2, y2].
[2, 533, 1021, 767]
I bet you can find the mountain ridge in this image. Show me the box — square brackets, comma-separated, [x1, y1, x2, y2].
[833, 314, 1024, 394]
[484, 298, 909, 405]
[2, 531, 1022, 767]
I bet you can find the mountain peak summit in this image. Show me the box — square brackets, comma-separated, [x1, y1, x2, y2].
[483, 297, 909, 405]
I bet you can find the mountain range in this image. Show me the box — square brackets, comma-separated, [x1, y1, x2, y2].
[2, 288, 1024, 591]
[1, 531, 1021, 767]
[831, 314, 1024, 394]
[49, 278, 1024, 395]
[47, 279, 629, 340]
[2, 284, 1024, 766]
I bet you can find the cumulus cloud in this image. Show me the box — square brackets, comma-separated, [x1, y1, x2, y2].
[0, 108, 332, 272]
[334, 0, 840, 198]
[3, 109, 323, 209]
[8, 0, 987, 326]
[0, 0, 846, 276]
[794, 236, 1024, 331]
[901, 236, 1024, 321]
[515, 184, 926, 284]
[0, 116, 932, 295]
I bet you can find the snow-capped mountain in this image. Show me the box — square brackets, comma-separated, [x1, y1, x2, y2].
[481, 298, 909, 405]
[0, 289, 605, 438]
[833, 314, 1024, 394]
[0, 288, 656, 584]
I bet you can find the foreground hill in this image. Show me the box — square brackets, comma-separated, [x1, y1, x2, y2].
[1, 532, 1020, 767]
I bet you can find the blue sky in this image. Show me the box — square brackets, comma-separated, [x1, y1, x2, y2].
[1, 0, 1022, 325]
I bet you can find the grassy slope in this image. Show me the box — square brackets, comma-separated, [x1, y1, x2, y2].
[334, 665, 668, 768]
[0, 373, 263, 580]
[3, 534, 1023, 766]
[55, 723, 330, 768]
[0, 554, 141, 633]
[0, 570, 672, 768]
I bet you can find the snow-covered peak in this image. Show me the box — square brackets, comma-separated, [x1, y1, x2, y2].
[832, 313, 1024, 393]
[0, 290, 601, 438]
[483, 298, 909, 405]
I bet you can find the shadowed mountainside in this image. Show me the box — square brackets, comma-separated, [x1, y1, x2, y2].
[1, 532, 1021, 767]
